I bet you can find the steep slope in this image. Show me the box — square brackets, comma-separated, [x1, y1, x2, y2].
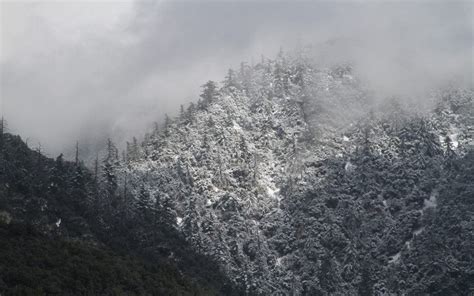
[125, 52, 474, 295]
[126, 55, 351, 293]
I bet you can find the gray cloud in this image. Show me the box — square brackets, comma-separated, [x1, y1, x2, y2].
[1, 0, 472, 158]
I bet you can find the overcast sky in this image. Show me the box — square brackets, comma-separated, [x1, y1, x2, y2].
[1, 0, 472, 157]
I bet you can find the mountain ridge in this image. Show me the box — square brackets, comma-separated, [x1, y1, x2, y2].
[1, 50, 473, 295]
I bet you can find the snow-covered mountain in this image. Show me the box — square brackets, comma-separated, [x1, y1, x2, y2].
[1, 49, 472, 295]
[119, 51, 474, 295]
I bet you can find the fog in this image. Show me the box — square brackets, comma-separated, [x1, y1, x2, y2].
[1, 0, 472, 158]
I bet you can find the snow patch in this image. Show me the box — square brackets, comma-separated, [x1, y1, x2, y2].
[176, 216, 183, 227]
[405, 240, 411, 250]
[55, 218, 61, 228]
[388, 252, 401, 264]
[345, 161, 355, 172]
[342, 135, 349, 142]
[439, 129, 460, 150]
[382, 200, 388, 208]
[275, 257, 283, 267]
[232, 120, 243, 132]
[423, 193, 437, 210]
[413, 227, 425, 236]
[450, 134, 459, 148]
[267, 186, 280, 198]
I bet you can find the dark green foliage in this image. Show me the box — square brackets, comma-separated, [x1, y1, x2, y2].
[0, 133, 92, 234]
[0, 223, 214, 296]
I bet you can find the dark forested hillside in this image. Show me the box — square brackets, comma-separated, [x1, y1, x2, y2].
[0, 223, 210, 296]
[0, 130, 239, 295]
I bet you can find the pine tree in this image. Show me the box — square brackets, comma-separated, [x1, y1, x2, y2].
[49, 154, 67, 197]
[159, 195, 177, 230]
[239, 135, 250, 162]
[224, 69, 238, 89]
[443, 135, 457, 170]
[126, 137, 140, 163]
[136, 184, 153, 222]
[74, 141, 79, 165]
[358, 263, 373, 296]
[417, 119, 441, 157]
[163, 114, 171, 137]
[183, 194, 202, 250]
[149, 122, 161, 160]
[101, 138, 120, 207]
[200, 80, 218, 109]
[71, 164, 88, 211]
[273, 49, 290, 98]
[318, 254, 336, 294]
[187, 102, 196, 123]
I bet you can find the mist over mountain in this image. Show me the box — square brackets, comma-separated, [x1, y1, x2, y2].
[2, 48, 473, 294]
[1, 1, 472, 158]
[1, 1, 473, 295]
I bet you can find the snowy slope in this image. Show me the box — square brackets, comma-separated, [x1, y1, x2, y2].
[122, 52, 474, 295]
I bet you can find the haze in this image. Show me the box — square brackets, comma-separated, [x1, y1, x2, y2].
[1, 0, 472, 158]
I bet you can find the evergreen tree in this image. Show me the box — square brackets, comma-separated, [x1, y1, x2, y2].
[49, 154, 67, 196]
[200, 80, 219, 109]
[159, 194, 177, 230]
[126, 137, 140, 163]
[318, 254, 337, 294]
[71, 163, 88, 209]
[358, 262, 373, 296]
[187, 102, 197, 123]
[183, 194, 202, 250]
[224, 69, 238, 89]
[179, 104, 185, 120]
[101, 139, 120, 209]
[136, 184, 153, 222]
[163, 114, 171, 137]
